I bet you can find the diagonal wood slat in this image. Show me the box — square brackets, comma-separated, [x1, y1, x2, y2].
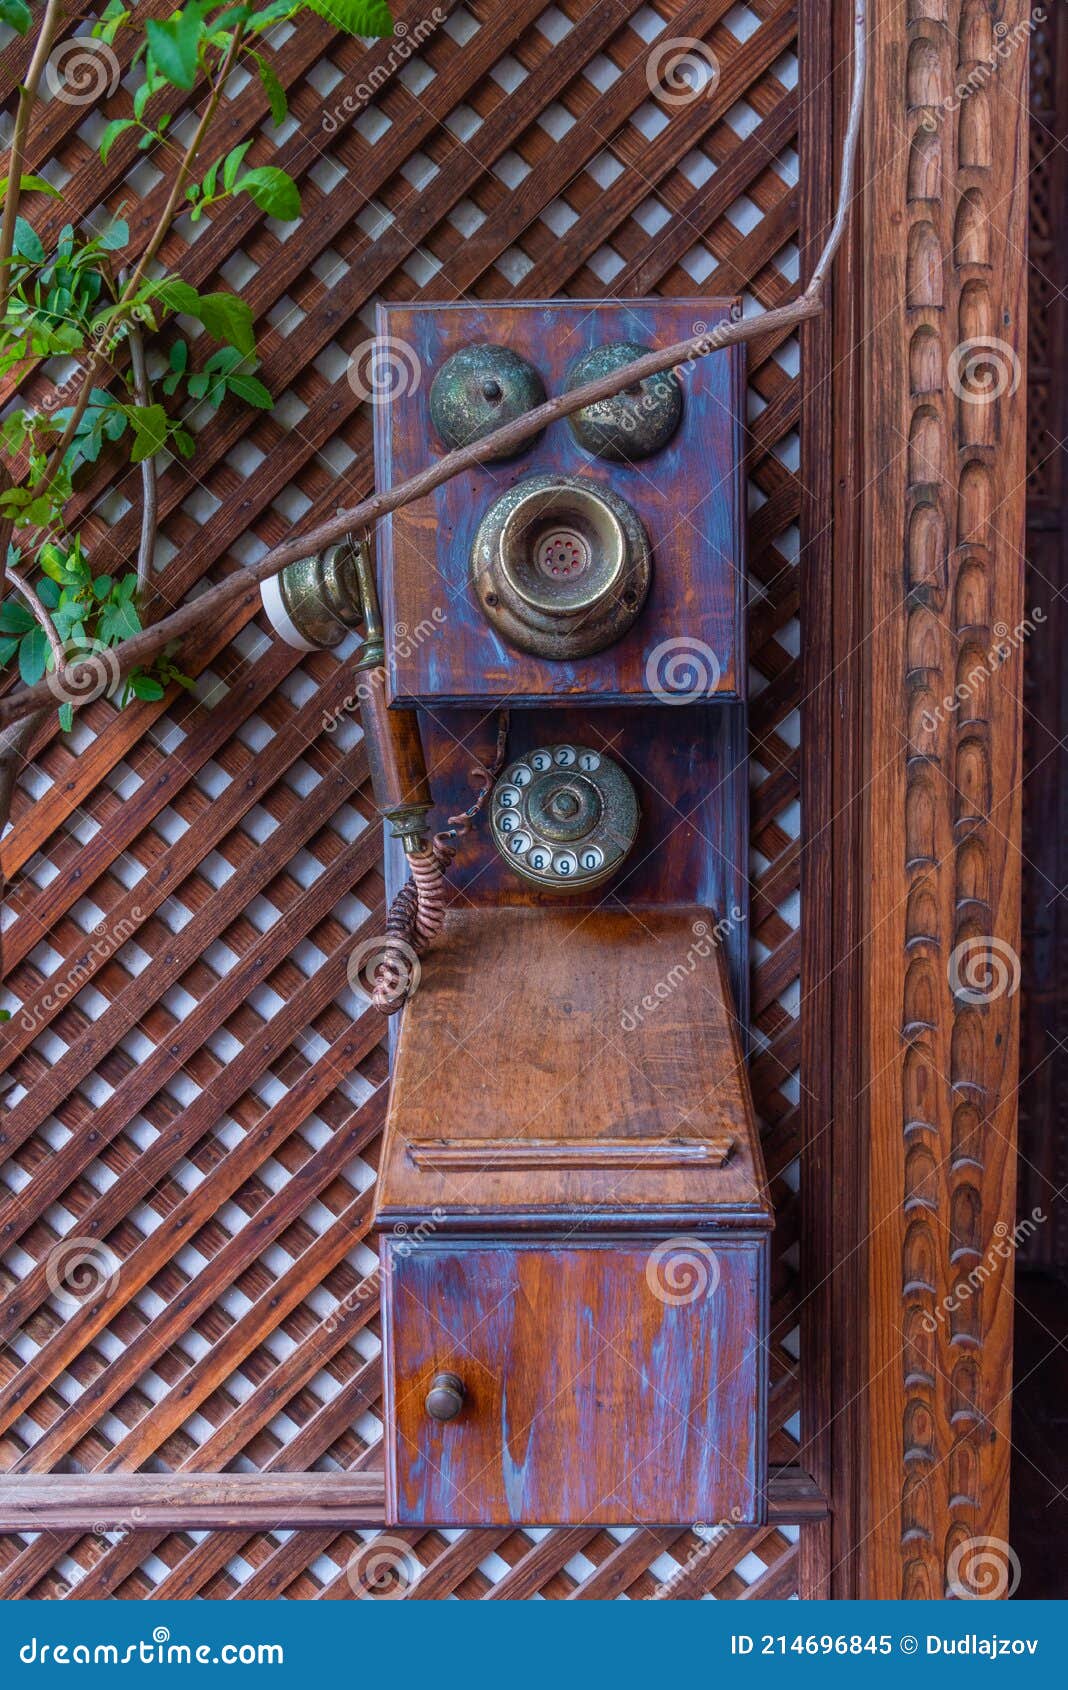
[1, 0, 812, 1599]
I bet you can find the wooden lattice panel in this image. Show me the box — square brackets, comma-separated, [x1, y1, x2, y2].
[0, 0, 808, 1598]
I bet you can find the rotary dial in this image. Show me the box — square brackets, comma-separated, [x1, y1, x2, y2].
[490, 745, 639, 892]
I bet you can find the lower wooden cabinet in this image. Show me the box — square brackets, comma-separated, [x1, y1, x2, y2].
[381, 1238, 769, 1526]
[374, 908, 774, 1527]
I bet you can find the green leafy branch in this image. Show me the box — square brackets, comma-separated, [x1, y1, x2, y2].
[0, 1, 393, 751]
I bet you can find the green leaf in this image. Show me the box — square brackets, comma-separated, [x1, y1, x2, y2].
[227, 373, 273, 409]
[0, 635, 20, 665]
[222, 140, 253, 193]
[94, 2, 131, 47]
[173, 426, 196, 457]
[97, 597, 142, 643]
[0, 172, 60, 199]
[99, 119, 137, 164]
[199, 155, 221, 201]
[193, 290, 255, 354]
[36, 579, 61, 609]
[234, 165, 301, 221]
[251, 51, 287, 123]
[0, 0, 31, 33]
[99, 218, 130, 251]
[18, 626, 49, 687]
[129, 674, 165, 701]
[214, 4, 253, 28]
[38, 545, 70, 584]
[246, 2, 297, 30]
[128, 402, 170, 462]
[133, 76, 155, 121]
[146, 3, 206, 89]
[12, 217, 45, 263]
[0, 598, 33, 636]
[301, 0, 393, 36]
[58, 701, 74, 732]
[150, 276, 201, 318]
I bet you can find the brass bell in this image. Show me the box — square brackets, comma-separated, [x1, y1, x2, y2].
[260, 540, 367, 652]
[565, 341, 683, 462]
[429, 342, 547, 459]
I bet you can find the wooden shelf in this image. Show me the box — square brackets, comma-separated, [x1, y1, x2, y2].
[376, 905, 772, 1232]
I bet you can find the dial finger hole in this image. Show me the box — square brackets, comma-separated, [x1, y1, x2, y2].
[530, 750, 553, 772]
[579, 846, 605, 872]
[496, 785, 522, 808]
[552, 851, 579, 878]
[508, 763, 532, 787]
[553, 746, 576, 766]
[527, 846, 551, 872]
[507, 831, 533, 856]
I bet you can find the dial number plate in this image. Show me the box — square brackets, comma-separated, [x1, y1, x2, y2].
[490, 745, 639, 892]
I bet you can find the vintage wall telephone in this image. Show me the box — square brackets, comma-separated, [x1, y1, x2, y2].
[265, 300, 772, 1527]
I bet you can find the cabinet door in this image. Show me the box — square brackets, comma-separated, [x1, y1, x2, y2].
[383, 1239, 767, 1526]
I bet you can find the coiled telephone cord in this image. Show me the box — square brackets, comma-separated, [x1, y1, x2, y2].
[371, 713, 509, 1014]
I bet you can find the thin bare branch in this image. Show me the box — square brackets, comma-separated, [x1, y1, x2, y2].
[5, 568, 64, 669]
[805, 0, 867, 297]
[0, 0, 66, 321]
[0, 0, 868, 732]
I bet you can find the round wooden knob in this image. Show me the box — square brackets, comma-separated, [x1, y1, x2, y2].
[425, 1372, 465, 1422]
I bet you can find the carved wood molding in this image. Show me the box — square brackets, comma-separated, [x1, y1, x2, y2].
[860, 0, 1027, 1600]
[405, 1136, 736, 1171]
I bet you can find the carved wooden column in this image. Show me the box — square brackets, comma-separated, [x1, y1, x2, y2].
[803, 0, 1028, 1598]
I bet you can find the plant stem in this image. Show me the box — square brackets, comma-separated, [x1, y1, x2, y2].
[0, 0, 66, 322]
[126, 318, 157, 597]
[6, 568, 64, 669]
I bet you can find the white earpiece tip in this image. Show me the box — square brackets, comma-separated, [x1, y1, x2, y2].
[260, 571, 319, 652]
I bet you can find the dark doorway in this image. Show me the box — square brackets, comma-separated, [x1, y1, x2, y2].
[1013, 2, 1068, 1599]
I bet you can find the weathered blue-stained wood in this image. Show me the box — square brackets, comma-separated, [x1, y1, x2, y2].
[372, 298, 762, 1532]
[375, 299, 746, 706]
[382, 1238, 769, 1526]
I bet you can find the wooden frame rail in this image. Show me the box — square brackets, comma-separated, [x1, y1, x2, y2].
[0, 1468, 827, 1533]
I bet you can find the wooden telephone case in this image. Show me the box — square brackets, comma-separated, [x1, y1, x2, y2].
[369, 300, 772, 1527]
